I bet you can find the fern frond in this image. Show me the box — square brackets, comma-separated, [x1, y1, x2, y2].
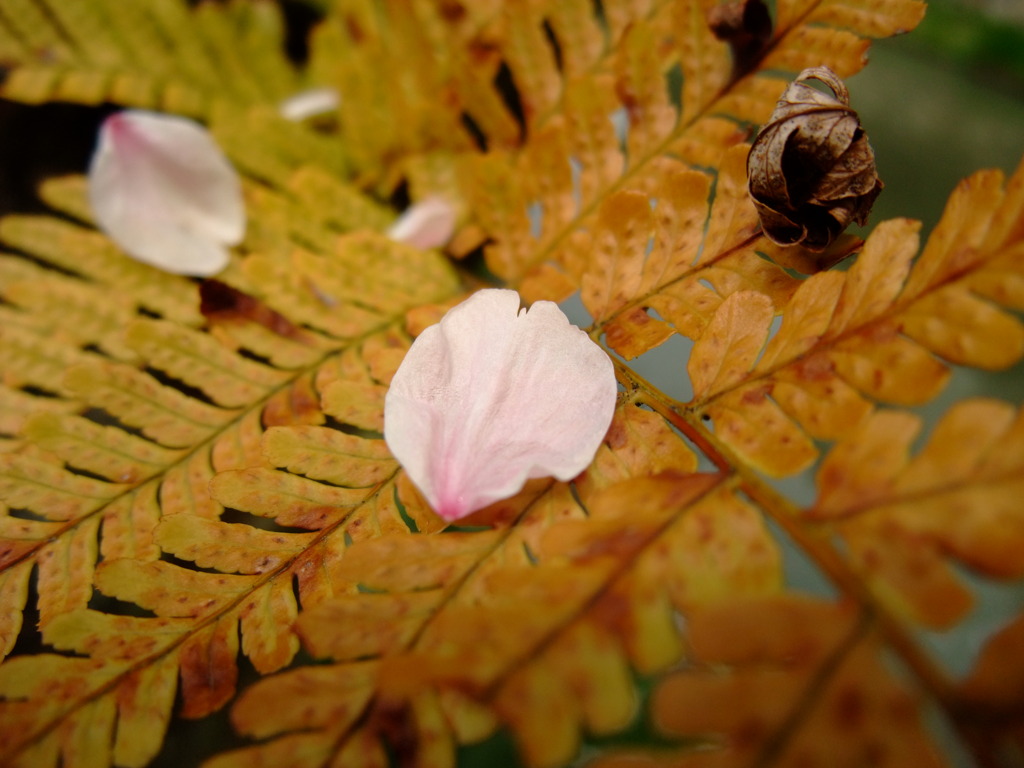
[2, 0, 1020, 766]
[457, 0, 923, 289]
[203, 471, 784, 768]
[261, 425, 397, 488]
[591, 597, 947, 768]
[196, 408, 761, 763]
[576, 404, 700, 495]
[0, 216, 205, 325]
[0, 653, 128, 767]
[0, 242, 456, 765]
[195, 124, 1020, 768]
[809, 399, 1024, 627]
[0, 0, 300, 116]
[308, 0, 517, 179]
[209, 385, 1024, 767]
[680, 159, 1024, 478]
[0, 78, 460, 766]
[0, 547, 31, 648]
[586, 143, 859, 358]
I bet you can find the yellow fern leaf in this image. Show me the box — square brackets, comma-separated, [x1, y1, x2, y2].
[456, 0, 922, 289]
[590, 147, 808, 358]
[592, 597, 946, 768]
[810, 400, 1024, 628]
[0, 319, 448, 762]
[3, 0, 1021, 766]
[0, 59, 462, 764]
[0, 653, 127, 767]
[207, 471, 784, 767]
[680, 161, 1024, 478]
[0, 0, 301, 116]
[0, 558, 33, 657]
[261, 425, 397, 487]
[960, 611, 1024, 717]
[0, 216, 205, 324]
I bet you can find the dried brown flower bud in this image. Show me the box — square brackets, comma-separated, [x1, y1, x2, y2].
[707, 0, 772, 77]
[747, 66, 882, 252]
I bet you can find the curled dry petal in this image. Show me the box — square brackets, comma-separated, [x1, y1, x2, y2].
[387, 196, 456, 250]
[747, 66, 882, 252]
[278, 87, 341, 121]
[88, 110, 245, 276]
[384, 289, 617, 522]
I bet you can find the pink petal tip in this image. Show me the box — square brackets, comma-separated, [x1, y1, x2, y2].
[87, 110, 245, 277]
[387, 197, 456, 250]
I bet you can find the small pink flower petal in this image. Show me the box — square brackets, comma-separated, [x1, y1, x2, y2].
[384, 289, 617, 522]
[386, 196, 456, 250]
[278, 87, 341, 121]
[88, 110, 245, 277]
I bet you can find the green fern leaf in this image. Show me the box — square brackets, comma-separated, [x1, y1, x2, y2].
[0, 0, 302, 116]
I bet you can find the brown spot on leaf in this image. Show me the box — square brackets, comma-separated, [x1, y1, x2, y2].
[200, 280, 310, 342]
[116, 667, 144, 708]
[615, 79, 642, 126]
[253, 556, 277, 573]
[178, 624, 238, 719]
[693, 511, 714, 543]
[281, 506, 333, 529]
[741, 383, 771, 404]
[344, 15, 365, 43]
[732, 716, 768, 750]
[592, 589, 632, 634]
[467, 36, 499, 65]
[833, 684, 867, 728]
[794, 354, 836, 381]
[576, 525, 651, 562]
[262, 377, 325, 428]
[605, 416, 629, 450]
[0, 543, 32, 568]
[438, 0, 466, 23]
[371, 697, 420, 767]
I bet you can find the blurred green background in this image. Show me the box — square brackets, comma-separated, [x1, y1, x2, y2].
[852, 0, 1024, 233]
[850, 0, 1024, 424]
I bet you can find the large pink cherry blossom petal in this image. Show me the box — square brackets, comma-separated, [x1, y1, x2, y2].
[384, 289, 617, 522]
[88, 110, 245, 277]
[386, 196, 456, 250]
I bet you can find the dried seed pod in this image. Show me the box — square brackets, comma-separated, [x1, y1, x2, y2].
[747, 66, 882, 252]
[707, 0, 772, 77]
